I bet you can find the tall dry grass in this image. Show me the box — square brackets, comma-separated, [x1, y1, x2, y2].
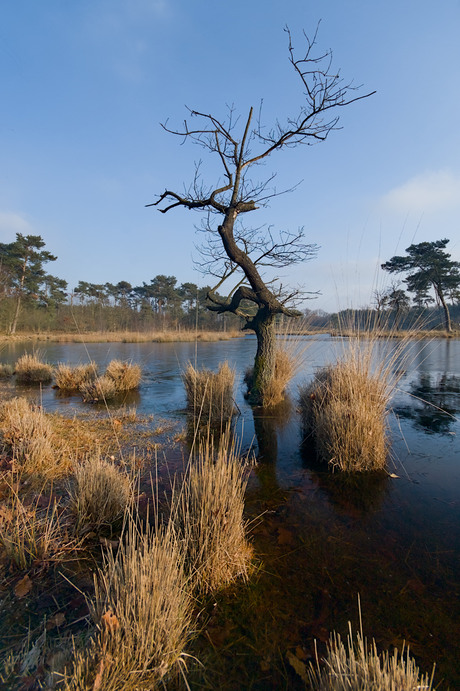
[55, 362, 98, 391]
[66, 519, 193, 690]
[183, 361, 235, 425]
[14, 352, 53, 384]
[299, 338, 405, 472]
[307, 621, 436, 690]
[172, 430, 253, 593]
[69, 455, 132, 530]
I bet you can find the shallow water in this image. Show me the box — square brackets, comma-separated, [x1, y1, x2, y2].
[1, 335, 459, 687]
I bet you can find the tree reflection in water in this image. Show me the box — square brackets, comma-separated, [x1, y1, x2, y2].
[394, 372, 459, 434]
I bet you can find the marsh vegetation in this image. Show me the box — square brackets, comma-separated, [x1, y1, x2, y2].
[0, 334, 457, 688]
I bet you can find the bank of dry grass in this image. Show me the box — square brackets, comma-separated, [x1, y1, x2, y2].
[299, 339, 403, 472]
[183, 361, 235, 425]
[307, 621, 436, 690]
[0, 329, 244, 344]
[14, 353, 53, 384]
[172, 430, 253, 593]
[66, 519, 193, 690]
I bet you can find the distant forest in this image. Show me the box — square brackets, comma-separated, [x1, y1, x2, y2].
[0, 234, 459, 334]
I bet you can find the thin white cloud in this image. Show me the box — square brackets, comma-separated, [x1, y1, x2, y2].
[382, 170, 460, 213]
[0, 211, 34, 241]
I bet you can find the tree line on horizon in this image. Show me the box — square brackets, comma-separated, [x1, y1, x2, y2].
[0, 233, 459, 334]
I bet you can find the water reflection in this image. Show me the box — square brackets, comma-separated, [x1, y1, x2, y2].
[394, 372, 459, 434]
[299, 438, 389, 517]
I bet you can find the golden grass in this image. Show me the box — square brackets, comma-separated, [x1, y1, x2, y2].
[172, 429, 253, 593]
[105, 359, 141, 391]
[0, 363, 13, 378]
[14, 352, 53, 384]
[54, 362, 98, 390]
[0, 397, 60, 477]
[66, 519, 193, 690]
[183, 361, 235, 425]
[0, 481, 74, 569]
[79, 374, 119, 403]
[299, 338, 404, 472]
[307, 621, 436, 690]
[69, 455, 132, 530]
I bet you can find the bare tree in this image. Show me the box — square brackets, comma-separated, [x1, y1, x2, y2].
[148, 26, 374, 405]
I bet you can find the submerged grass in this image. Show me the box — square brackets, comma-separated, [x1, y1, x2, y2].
[172, 429, 253, 593]
[66, 518, 193, 690]
[183, 361, 235, 425]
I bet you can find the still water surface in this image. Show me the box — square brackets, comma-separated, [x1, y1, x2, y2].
[1, 335, 459, 687]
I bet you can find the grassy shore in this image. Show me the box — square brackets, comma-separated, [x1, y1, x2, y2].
[0, 329, 245, 344]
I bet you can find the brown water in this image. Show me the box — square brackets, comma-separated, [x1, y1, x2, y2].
[0, 335, 459, 688]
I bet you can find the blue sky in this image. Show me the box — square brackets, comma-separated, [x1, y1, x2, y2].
[1, 0, 459, 312]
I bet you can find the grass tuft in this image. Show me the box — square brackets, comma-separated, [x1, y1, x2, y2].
[0, 397, 57, 476]
[105, 359, 142, 392]
[69, 455, 132, 531]
[66, 519, 193, 690]
[14, 352, 53, 384]
[55, 362, 98, 391]
[79, 374, 119, 403]
[172, 429, 253, 593]
[299, 338, 403, 472]
[307, 621, 436, 690]
[183, 361, 235, 425]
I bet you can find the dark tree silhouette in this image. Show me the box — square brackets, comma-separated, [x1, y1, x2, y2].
[148, 27, 374, 404]
[0, 234, 64, 334]
[381, 239, 460, 333]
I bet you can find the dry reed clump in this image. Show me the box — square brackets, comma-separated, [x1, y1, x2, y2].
[0, 363, 14, 378]
[66, 520, 193, 690]
[0, 397, 58, 476]
[54, 362, 98, 391]
[307, 622, 436, 690]
[14, 352, 54, 384]
[105, 359, 142, 392]
[172, 430, 253, 593]
[69, 455, 132, 530]
[299, 341, 398, 472]
[79, 374, 119, 403]
[0, 482, 74, 569]
[183, 361, 235, 425]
